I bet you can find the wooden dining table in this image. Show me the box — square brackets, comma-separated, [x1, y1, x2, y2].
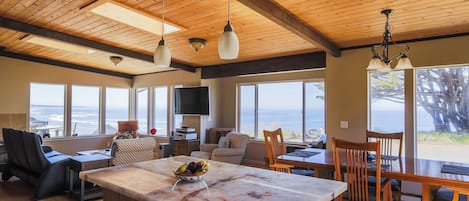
[277, 148, 469, 201]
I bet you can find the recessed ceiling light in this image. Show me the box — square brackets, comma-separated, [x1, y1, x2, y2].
[20, 35, 96, 54]
[82, 0, 182, 36]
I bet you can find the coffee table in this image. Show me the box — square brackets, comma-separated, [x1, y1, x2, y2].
[69, 154, 111, 201]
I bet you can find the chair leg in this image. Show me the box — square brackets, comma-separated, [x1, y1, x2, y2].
[452, 191, 459, 201]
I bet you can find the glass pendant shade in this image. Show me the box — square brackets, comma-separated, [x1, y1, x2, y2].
[218, 22, 239, 60]
[394, 55, 413, 70]
[153, 39, 171, 68]
[377, 63, 392, 72]
[366, 56, 384, 71]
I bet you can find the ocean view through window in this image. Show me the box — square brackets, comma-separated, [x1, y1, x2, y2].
[238, 80, 325, 143]
[29, 83, 65, 138]
[137, 88, 148, 134]
[72, 85, 99, 136]
[153, 87, 168, 136]
[106, 87, 129, 134]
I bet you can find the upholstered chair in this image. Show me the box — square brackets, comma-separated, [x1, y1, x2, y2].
[191, 133, 250, 164]
[110, 137, 156, 166]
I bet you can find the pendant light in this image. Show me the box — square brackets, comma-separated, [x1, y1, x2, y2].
[218, 0, 239, 60]
[153, 0, 171, 68]
[366, 9, 412, 71]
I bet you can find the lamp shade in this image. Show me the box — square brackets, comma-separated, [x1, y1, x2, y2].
[377, 63, 392, 72]
[394, 55, 413, 70]
[218, 22, 239, 60]
[153, 39, 171, 68]
[366, 56, 384, 71]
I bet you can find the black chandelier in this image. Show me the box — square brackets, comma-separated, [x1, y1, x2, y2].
[367, 9, 413, 71]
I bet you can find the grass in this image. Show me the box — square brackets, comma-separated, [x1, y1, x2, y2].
[417, 131, 469, 144]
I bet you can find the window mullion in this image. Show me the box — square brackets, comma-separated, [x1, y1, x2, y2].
[254, 84, 259, 138]
[99, 86, 105, 135]
[65, 84, 72, 137]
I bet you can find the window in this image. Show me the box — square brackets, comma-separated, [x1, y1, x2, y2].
[71, 85, 100, 136]
[136, 88, 148, 134]
[153, 86, 168, 136]
[238, 80, 325, 143]
[29, 83, 65, 138]
[105, 87, 129, 134]
[368, 71, 405, 133]
[415, 65, 469, 163]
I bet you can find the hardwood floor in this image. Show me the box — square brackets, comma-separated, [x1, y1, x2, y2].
[0, 173, 102, 201]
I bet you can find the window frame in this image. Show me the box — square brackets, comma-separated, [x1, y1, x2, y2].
[237, 79, 325, 143]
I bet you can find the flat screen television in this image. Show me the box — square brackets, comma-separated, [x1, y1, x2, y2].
[174, 86, 209, 115]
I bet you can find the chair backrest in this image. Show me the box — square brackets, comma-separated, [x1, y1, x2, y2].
[226, 133, 250, 150]
[332, 137, 382, 201]
[2, 129, 49, 173]
[366, 130, 403, 157]
[263, 128, 286, 165]
[118, 120, 138, 138]
[111, 137, 156, 166]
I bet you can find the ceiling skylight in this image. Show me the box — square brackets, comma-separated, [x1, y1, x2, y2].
[82, 0, 182, 35]
[21, 35, 96, 54]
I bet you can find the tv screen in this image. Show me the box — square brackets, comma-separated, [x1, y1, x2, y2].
[174, 86, 209, 115]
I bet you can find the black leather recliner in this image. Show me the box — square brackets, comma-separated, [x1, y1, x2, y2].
[2, 128, 70, 199]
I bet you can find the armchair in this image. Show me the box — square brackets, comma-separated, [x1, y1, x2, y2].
[191, 133, 250, 164]
[2, 128, 70, 199]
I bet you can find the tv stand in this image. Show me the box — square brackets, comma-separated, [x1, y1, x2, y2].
[173, 139, 200, 156]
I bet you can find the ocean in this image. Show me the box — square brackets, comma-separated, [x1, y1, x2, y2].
[30, 105, 435, 137]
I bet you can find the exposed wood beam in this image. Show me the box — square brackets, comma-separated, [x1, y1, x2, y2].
[237, 0, 341, 57]
[0, 16, 196, 72]
[201, 52, 325, 79]
[0, 50, 133, 79]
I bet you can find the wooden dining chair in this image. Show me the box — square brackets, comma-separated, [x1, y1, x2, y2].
[366, 130, 403, 157]
[332, 137, 393, 201]
[263, 128, 293, 173]
[366, 130, 403, 201]
[435, 187, 469, 201]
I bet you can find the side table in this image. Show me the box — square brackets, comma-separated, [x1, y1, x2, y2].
[69, 154, 111, 201]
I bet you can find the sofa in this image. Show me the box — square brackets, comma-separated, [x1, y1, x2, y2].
[2, 128, 70, 199]
[110, 137, 156, 166]
[191, 132, 250, 164]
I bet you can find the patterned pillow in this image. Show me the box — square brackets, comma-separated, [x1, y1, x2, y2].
[218, 136, 230, 148]
[115, 131, 134, 139]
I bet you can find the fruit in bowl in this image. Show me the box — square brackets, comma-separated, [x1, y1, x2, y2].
[174, 160, 209, 181]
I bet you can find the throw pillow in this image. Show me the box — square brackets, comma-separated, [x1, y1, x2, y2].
[114, 131, 134, 139]
[218, 136, 230, 148]
[215, 130, 232, 143]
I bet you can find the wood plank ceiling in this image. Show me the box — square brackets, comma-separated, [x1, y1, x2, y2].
[1, 0, 469, 76]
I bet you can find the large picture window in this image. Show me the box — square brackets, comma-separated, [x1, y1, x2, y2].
[368, 71, 405, 133]
[415, 65, 469, 163]
[136, 88, 148, 134]
[71, 85, 100, 136]
[153, 86, 168, 136]
[29, 83, 65, 138]
[105, 87, 129, 134]
[238, 80, 325, 143]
